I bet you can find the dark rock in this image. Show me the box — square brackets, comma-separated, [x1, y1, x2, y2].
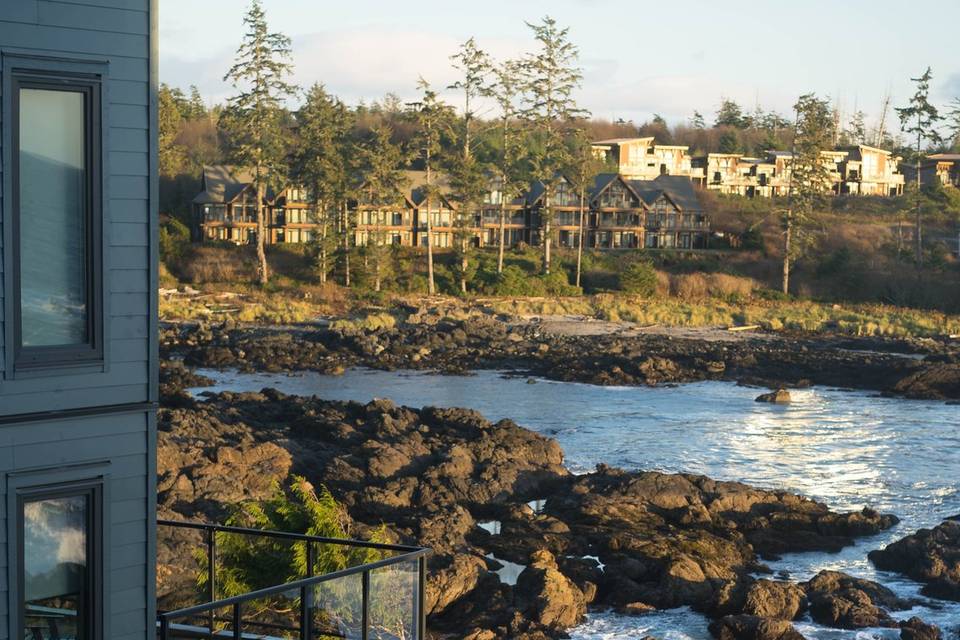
[741, 580, 806, 620]
[708, 615, 805, 640]
[803, 570, 909, 629]
[755, 389, 791, 404]
[869, 520, 960, 601]
[514, 550, 587, 628]
[900, 616, 942, 640]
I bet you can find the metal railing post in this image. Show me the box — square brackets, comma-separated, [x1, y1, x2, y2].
[301, 541, 315, 640]
[159, 616, 169, 640]
[232, 603, 242, 640]
[361, 570, 370, 640]
[207, 526, 217, 633]
[418, 556, 426, 640]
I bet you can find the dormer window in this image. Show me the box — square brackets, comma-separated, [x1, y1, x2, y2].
[7, 68, 104, 372]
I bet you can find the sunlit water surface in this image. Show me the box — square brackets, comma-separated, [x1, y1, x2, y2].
[192, 368, 960, 639]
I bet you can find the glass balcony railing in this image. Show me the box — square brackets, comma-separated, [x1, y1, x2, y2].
[157, 520, 429, 640]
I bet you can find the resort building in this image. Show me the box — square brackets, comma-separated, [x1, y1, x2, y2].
[694, 147, 904, 198]
[902, 153, 960, 189]
[592, 137, 705, 181]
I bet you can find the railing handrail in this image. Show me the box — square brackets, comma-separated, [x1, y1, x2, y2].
[157, 519, 425, 553]
[158, 518, 430, 640]
[157, 547, 429, 621]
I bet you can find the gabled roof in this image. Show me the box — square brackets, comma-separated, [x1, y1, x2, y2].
[653, 175, 703, 212]
[928, 153, 960, 161]
[404, 170, 456, 209]
[193, 165, 256, 205]
[589, 173, 643, 206]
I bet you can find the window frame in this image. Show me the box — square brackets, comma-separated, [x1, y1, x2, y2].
[15, 478, 104, 640]
[8, 69, 104, 371]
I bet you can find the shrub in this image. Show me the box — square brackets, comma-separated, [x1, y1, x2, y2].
[619, 261, 658, 296]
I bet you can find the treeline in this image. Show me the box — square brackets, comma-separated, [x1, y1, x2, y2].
[160, 0, 960, 295]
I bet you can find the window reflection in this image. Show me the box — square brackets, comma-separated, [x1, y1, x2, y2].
[19, 88, 88, 347]
[23, 495, 89, 640]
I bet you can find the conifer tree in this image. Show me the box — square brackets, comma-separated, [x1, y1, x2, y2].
[520, 16, 588, 275]
[782, 93, 833, 294]
[947, 98, 960, 151]
[408, 80, 454, 294]
[291, 84, 354, 284]
[355, 125, 407, 292]
[221, 0, 296, 285]
[448, 39, 492, 293]
[897, 67, 943, 266]
[565, 130, 605, 288]
[487, 58, 527, 274]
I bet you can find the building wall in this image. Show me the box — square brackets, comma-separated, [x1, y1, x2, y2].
[0, 1, 156, 638]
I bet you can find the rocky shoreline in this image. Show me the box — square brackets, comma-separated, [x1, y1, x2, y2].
[160, 304, 960, 401]
[156, 362, 949, 639]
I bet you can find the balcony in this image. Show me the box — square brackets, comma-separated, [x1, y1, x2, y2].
[157, 520, 430, 640]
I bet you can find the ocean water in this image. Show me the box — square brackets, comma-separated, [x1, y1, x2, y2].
[191, 368, 960, 639]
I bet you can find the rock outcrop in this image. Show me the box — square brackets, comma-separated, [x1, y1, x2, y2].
[869, 520, 960, 601]
[156, 378, 907, 638]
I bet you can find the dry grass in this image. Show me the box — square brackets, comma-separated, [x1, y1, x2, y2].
[491, 294, 960, 338]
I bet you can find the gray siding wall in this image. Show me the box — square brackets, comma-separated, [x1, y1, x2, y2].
[0, 411, 153, 639]
[0, 0, 152, 413]
[0, 0, 156, 638]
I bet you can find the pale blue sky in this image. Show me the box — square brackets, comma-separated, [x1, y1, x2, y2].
[160, 0, 960, 131]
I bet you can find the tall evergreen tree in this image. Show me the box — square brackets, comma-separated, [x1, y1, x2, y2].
[947, 97, 960, 151]
[159, 84, 186, 177]
[487, 58, 527, 274]
[355, 125, 408, 292]
[715, 98, 746, 129]
[565, 129, 605, 288]
[448, 39, 492, 294]
[408, 80, 454, 294]
[291, 84, 354, 284]
[221, 0, 296, 285]
[782, 93, 833, 294]
[520, 16, 588, 275]
[896, 67, 943, 265]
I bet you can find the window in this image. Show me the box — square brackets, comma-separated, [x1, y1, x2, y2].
[18, 482, 101, 640]
[10, 70, 103, 370]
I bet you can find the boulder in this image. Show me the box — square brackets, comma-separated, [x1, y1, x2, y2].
[514, 550, 587, 628]
[869, 520, 960, 601]
[755, 389, 791, 404]
[900, 616, 942, 640]
[741, 580, 806, 620]
[708, 615, 805, 640]
[803, 570, 908, 629]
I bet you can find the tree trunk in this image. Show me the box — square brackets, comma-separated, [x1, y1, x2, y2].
[374, 210, 382, 292]
[426, 198, 435, 295]
[255, 168, 269, 286]
[460, 236, 468, 295]
[343, 202, 351, 288]
[576, 190, 585, 288]
[782, 210, 792, 295]
[497, 193, 506, 274]
[915, 145, 923, 266]
[542, 185, 551, 275]
[318, 199, 328, 284]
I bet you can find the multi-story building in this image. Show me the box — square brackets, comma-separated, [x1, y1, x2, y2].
[902, 153, 960, 189]
[192, 167, 711, 252]
[695, 146, 904, 198]
[592, 137, 705, 181]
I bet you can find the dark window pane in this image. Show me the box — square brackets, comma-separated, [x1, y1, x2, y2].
[23, 495, 89, 639]
[19, 88, 88, 347]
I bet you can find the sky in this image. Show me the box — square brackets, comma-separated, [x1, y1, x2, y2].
[160, 0, 960, 131]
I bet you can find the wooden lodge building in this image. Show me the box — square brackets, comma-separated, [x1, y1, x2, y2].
[192, 166, 713, 251]
[902, 153, 960, 190]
